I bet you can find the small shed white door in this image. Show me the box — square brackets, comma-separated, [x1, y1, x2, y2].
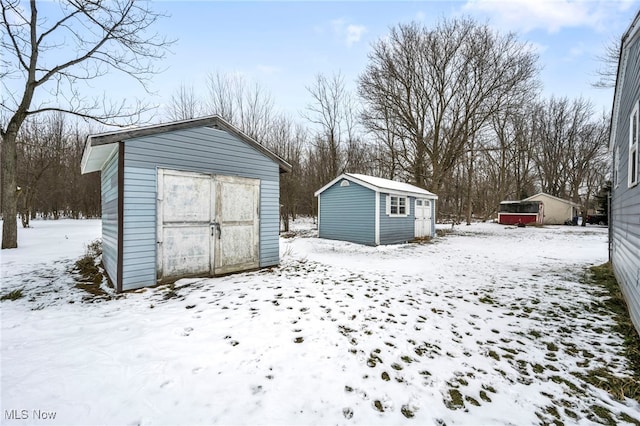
[415, 198, 432, 238]
[157, 170, 260, 281]
[157, 169, 215, 280]
[214, 175, 260, 274]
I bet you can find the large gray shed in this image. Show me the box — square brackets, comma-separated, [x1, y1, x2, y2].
[610, 10, 640, 334]
[81, 115, 291, 292]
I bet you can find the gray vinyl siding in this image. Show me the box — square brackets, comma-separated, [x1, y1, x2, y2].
[379, 193, 415, 244]
[430, 200, 437, 237]
[319, 181, 375, 245]
[611, 26, 640, 334]
[100, 152, 118, 286]
[259, 179, 280, 266]
[119, 126, 280, 291]
[121, 166, 156, 289]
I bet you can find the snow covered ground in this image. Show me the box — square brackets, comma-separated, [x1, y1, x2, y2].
[1, 218, 638, 425]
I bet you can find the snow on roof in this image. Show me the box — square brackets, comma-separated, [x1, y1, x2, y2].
[314, 173, 437, 198]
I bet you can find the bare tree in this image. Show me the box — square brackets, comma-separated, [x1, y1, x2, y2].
[592, 37, 621, 89]
[204, 71, 275, 142]
[1, 0, 173, 248]
[303, 72, 351, 180]
[165, 83, 203, 121]
[580, 147, 609, 226]
[16, 113, 100, 223]
[358, 18, 539, 205]
[531, 97, 606, 202]
[262, 115, 306, 231]
[16, 113, 63, 227]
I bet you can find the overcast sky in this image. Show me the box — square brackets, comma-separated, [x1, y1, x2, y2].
[13, 0, 640, 125]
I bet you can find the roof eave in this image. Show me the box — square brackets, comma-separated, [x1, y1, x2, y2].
[81, 115, 292, 174]
[609, 10, 640, 152]
[314, 173, 438, 199]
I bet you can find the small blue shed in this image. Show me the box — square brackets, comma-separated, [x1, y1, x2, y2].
[81, 115, 291, 292]
[314, 173, 438, 246]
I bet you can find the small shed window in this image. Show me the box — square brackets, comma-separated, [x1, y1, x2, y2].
[340, 180, 350, 187]
[387, 195, 407, 216]
[629, 101, 639, 188]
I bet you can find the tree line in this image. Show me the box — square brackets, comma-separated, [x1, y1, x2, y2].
[2, 2, 611, 244]
[164, 19, 610, 229]
[14, 113, 101, 226]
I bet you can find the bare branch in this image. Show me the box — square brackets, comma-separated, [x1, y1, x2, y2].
[592, 36, 620, 89]
[1, 0, 174, 249]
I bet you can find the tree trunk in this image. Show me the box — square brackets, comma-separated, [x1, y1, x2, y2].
[466, 144, 474, 226]
[2, 130, 18, 248]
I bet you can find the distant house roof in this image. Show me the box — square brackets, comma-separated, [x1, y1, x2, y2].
[523, 192, 580, 208]
[314, 173, 438, 199]
[81, 115, 292, 174]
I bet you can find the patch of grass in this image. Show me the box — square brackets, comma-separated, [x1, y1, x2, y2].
[546, 342, 559, 352]
[587, 404, 616, 426]
[529, 329, 542, 339]
[538, 405, 564, 426]
[163, 285, 181, 300]
[444, 389, 465, 410]
[73, 240, 113, 299]
[373, 400, 384, 412]
[619, 412, 640, 425]
[482, 384, 496, 393]
[400, 405, 415, 418]
[586, 263, 640, 403]
[572, 369, 640, 401]
[564, 408, 578, 420]
[465, 395, 480, 406]
[455, 377, 469, 386]
[549, 375, 583, 394]
[479, 390, 491, 402]
[367, 352, 382, 368]
[400, 355, 413, 364]
[488, 350, 500, 361]
[532, 363, 545, 374]
[75, 254, 100, 279]
[0, 288, 24, 301]
[479, 295, 495, 304]
[75, 281, 109, 298]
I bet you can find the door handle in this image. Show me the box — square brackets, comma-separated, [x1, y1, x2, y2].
[211, 222, 221, 239]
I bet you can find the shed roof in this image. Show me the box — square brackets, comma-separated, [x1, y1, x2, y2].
[523, 192, 580, 208]
[314, 173, 438, 199]
[81, 115, 292, 174]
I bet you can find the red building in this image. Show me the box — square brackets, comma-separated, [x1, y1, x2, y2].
[498, 200, 544, 225]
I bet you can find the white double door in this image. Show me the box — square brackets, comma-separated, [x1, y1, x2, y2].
[157, 169, 259, 281]
[414, 198, 432, 238]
